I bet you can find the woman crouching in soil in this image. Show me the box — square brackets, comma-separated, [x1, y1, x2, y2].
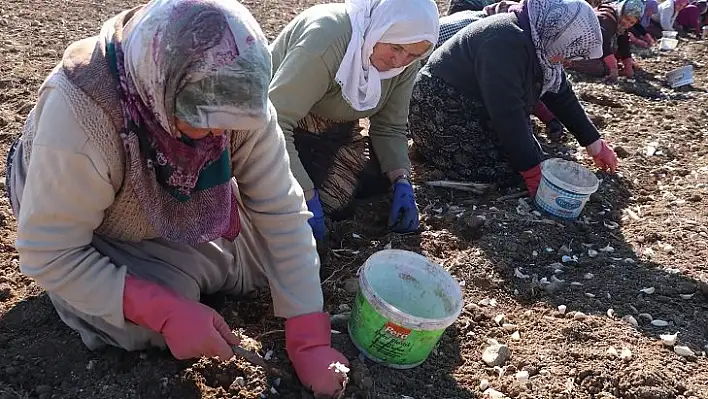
[436, 0, 568, 142]
[648, 0, 689, 38]
[6, 0, 347, 396]
[268, 0, 439, 240]
[409, 0, 619, 197]
[566, 0, 646, 81]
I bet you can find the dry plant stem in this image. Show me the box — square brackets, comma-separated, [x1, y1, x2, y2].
[254, 329, 285, 341]
[321, 257, 358, 286]
[231, 345, 292, 379]
[424, 180, 496, 194]
[497, 191, 530, 201]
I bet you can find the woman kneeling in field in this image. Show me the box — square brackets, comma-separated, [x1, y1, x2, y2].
[566, 0, 646, 81]
[268, 0, 439, 241]
[436, 0, 568, 142]
[409, 0, 619, 197]
[7, 0, 347, 396]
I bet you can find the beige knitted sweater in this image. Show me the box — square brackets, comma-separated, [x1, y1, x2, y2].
[12, 30, 323, 322]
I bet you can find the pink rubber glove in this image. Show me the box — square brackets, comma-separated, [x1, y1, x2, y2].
[586, 139, 619, 172]
[123, 275, 239, 360]
[603, 55, 619, 82]
[285, 312, 349, 396]
[520, 164, 542, 197]
[621, 58, 634, 78]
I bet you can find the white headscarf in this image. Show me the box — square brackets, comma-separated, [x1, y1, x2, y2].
[526, 0, 603, 95]
[336, 0, 440, 111]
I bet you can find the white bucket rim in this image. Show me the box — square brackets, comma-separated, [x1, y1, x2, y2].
[358, 249, 464, 330]
[540, 158, 599, 195]
[659, 38, 678, 50]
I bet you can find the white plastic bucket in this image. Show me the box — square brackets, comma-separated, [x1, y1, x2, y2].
[666, 65, 694, 88]
[659, 38, 678, 51]
[534, 158, 599, 220]
[348, 249, 463, 369]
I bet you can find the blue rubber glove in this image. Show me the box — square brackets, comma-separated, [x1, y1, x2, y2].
[388, 181, 419, 233]
[306, 190, 326, 241]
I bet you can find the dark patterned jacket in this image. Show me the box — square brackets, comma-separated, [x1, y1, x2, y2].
[423, 12, 601, 171]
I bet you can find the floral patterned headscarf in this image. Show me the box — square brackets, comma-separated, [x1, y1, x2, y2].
[526, 0, 603, 94]
[102, 0, 271, 245]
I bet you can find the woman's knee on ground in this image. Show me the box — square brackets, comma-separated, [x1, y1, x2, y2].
[49, 292, 165, 353]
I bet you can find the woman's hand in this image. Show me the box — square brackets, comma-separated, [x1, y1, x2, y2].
[386, 170, 419, 233]
[286, 312, 349, 397]
[603, 55, 619, 82]
[305, 189, 326, 240]
[586, 139, 619, 172]
[122, 276, 239, 360]
[520, 164, 542, 197]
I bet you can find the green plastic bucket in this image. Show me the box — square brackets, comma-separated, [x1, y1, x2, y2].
[347, 249, 464, 369]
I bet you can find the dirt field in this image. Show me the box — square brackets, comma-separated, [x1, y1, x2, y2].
[1, 0, 708, 398]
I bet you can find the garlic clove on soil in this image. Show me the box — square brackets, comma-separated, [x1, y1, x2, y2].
[599, 244, 615, 253]
[583, 273, 594, 280]
[679, 293, 694, 300]
[479, 379, 490, 390]
[640, 287, 656, 294]
[511, 331, 521, 341]
[622, 315, 639, 327]
[573, 312, 587, 320]
[588, 249, 599, 258]
[673, 346, 695, 357]
[620, 348, 633, 361]
[651, 319, 669, 327]
[514, 267, 530, 279]
[607, 346, 619, 357]
[483, 388, 507, 399]
[479, 298, 498, 307]
[604, 220, 619, 229]
[516, 370, 530, 383]
[660, 332, 678, 346]
[494, 314, 505, 325]
[558, 305, 567, 314]
[659, 243, 674, 253]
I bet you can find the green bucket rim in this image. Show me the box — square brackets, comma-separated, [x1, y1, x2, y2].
[358, 249, 464, 331]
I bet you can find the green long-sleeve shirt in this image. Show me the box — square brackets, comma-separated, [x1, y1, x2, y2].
[269, 3, 417, 191]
